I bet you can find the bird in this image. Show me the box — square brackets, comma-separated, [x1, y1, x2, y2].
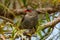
[19, 8, 39, 36]
[19, 9, 38, 29]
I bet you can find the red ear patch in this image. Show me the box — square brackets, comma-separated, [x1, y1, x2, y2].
[24, 9, 32, 13]
[24, 10, 27, 12]
[28, 10, 32, 12]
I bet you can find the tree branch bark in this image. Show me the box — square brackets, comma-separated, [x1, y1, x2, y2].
[0, 16, 14, 24]
[14, 7, 59, 15]
[42, 16, 60, 29]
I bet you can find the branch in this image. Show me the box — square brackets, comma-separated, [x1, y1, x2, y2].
[42, 16, 60, 29]
[0, 16, 14, 24]
[0, 34, 6, 40]
[0, 3, 16, 17]
[36, 7, 58, 14]
[14, 7, 59, 15]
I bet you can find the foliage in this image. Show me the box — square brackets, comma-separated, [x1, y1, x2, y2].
[0, 0, 60, 40]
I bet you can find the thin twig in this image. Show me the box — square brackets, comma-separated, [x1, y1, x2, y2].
[42, 17, 60, 29]
[0, 3, 16, 17]
[0, 16, 14, 24]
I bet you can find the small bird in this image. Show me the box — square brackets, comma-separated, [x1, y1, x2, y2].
[19, 8, 39, 36]
[19, 9, 38, 29]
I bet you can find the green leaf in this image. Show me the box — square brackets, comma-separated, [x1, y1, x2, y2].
[12, 27, 17, 38]
[22, 0, 27, 7]
[4, 0, 10, 7]
[45, 12, 50, 22]
[37, 30, 43, 38]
